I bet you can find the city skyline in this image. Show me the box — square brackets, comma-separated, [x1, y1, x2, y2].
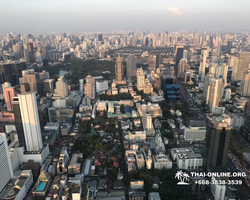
[0, 0, 250, 33]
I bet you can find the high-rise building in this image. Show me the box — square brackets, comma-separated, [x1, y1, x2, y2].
[12, 92, 43, 152]
[43, 79, 54, 94]
[240, 71, 250, 96]
[206, 78, 223, 112]
[98, 34, 103, 42]
[39, 70, 50, 82]
[175, 46, 184, 67]
[84, 84, 95, 99]
[148, 55, 157, 71]
[137, 68, 145, 91]
[22, 72, 42, 95]
[156, 54, 162, 68]
[227, 40, 233, 53]
[27, 42, 35, 63]
[0, 133, 13, 194]
[79, 79, 84, 93]
[233, 52, 250, 81]
[54, 76, 68, 98]
[215, 64, 228, 85]
[209, 34, 214, 48]
[207, 117, 231, 167]
[199, 49, 208, 82]
[178, 58, 188, 78]
[0, 60, 27, 85]
[115, 55, 124, 83]
[3, 85, 15, 111]
[126, 54, 137, 78]
[86, 75, 95, 85]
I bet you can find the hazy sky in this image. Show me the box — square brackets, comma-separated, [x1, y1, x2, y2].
[0, 0, 250, 33]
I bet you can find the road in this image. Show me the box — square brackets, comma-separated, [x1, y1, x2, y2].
[118, 121, 129, 200]
[227, 158, 250, 199]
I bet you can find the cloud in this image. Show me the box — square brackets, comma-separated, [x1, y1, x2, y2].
[167, 7, 183, 15]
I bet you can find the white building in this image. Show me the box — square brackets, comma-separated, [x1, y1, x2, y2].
[79, 79, 84, 93]
[0, 133, 13, 194]
[96, 80, 109, 92]
[176, 152, 203, 170]
[54, 76, 69, 98]
[137, 68, 145, 91]
[184, 121, 206, 141]
[16, 92, 43, 151]
[211, 177, 226, 200]
[153, 153, 172, 169]
[128, 131, 146, 142]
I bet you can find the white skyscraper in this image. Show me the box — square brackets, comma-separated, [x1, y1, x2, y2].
[199, 49, 208, 82]
[0, 133, 13, 193]
[215, 64, 228, 85]
[178, 58, 188, 78]
[79, 79, 84, 93]
[137, 68, 145, 91]
[18, 92, 43, 151]
[54, 76, 69, 98]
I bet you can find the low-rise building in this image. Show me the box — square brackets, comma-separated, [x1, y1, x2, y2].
[68, 153, 83, 175]
[153, 153, 172, 169]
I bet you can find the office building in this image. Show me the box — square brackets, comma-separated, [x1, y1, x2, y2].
[43, 79, 54, 94]
[98, 34, 103, 42]
[115, 55, 124, 83]
[0, 60, 27, 85]
[137, 68, 145, 91]
[3, 84, 15, 111]
[206, 78, 223, 112]
[178, 58, 188, 78]
[22, 72, 42, 95]
[96, 80, 108, 92]
[207, 117, 231, 167]
[79, 79, 84, 93]
[12, 92, 43, 151]
[233, 52, 250, 81]
[126, 54, 137, 78]
[215, 64, 228, 84]
[148, 55, 157, 71]
[39, 70, 50, 82]
[184, 120, 206, 141]
[153, 153, 172, 169]
[199, 49, 208, 82]
[84, 84, 95, 99]
[0, 133, 13, 194]
[240, 71, 250, 96]
[175, 46, 184, 67]
[86, 75, 95, 85]
[54, 76, 68, 98]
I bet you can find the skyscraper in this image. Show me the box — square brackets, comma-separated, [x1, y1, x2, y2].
[178, 58, 188, 78]
[115, 55, 124, 83]
[79, 79, 84, 93]
[215, 64, 228, 85]
[3, 85, 15, 111]
[27, 42, 35, 63]
[85, 75, 95, 99]
[148, 55, 157, 71]
[207, 117, 231, 167]
[98, 34, 103, 42]
[206, 78, 223, 112]
[126, 54, 137, 78]
[0, 133, 13, 194]
[22, 72, 42, 95]
[199, 49, 208, 82]
[175, 46, 184, 67]
[54, 76, 69, 98]
[84, 84, 95, 99]
[240, 71, 250, 96]
[233, 52, 250, 81]
[137, 68, 145, 91]
[12, 92, 43, 151]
